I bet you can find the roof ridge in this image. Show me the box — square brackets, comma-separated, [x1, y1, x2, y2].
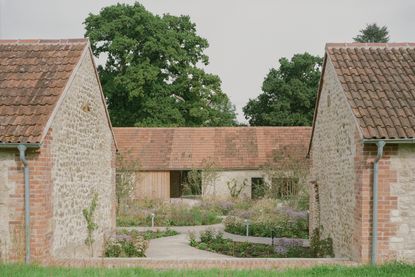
[0, 38, 87, 45]
[326, 42, 415, 50]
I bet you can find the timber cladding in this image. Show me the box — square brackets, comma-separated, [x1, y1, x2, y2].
[133, 171, 170, 200]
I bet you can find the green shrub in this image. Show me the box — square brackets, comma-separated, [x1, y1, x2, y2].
[190, 229, 310, 258]
[310, 227, 334, 258]
[224, 215, 308, 239]
[104, 239, 122, 257]
[117, 200, 222, 227]
[188, 231, 197, 247]
[200, 228, 216, 243]
[116, 229, 178, 240]
[104, 235, 147, 257]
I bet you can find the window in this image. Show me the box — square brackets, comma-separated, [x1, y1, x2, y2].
[181, 170, 202, 196]
[251, 177, 265, 199]
[271, 177, 299, 199]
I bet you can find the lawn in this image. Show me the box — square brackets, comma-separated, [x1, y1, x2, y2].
[1, 263, 415, 277]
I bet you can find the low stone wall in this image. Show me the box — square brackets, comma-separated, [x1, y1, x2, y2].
[49, 257, 356, 270]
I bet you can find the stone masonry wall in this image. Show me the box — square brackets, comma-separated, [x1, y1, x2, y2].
[50, 51, 115, 258]
[202, 170, 268, 199]
[0, 151, 17, 261]
[309, 56, 362, 259]
[388, 144, 415, 261]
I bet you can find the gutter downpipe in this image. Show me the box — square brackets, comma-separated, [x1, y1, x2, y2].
[371, 140, 386, 265]
[17, 144, 30, 264]
[0, 143, 40, 264]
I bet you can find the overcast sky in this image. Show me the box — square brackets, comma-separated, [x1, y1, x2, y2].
[1, 0, 414, 122]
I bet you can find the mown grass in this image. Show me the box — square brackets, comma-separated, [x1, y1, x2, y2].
[1, 262, 414, 277]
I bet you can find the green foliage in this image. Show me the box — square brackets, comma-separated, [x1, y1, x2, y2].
[224, 215, 308, 239]
[199, 198, 235, 215]
[310, 227, 334, 258]
[117, 229, 178, 240]
[116, 152, 140, 215]
[104, 234, 147, 257]
[191, 229, 308, 258]
[262, 150, 310, 210]
[82, 193, 98, 257]
[182, 170, 202, 196]
[84, 3, 236, 127]
[116, 200, 221, 227]
[353, 23, 389, 43]
[243, 53, 322, 126]
[226, 178, 248, 198]
[223, 199, 308, 238]
[188, 231, 197, 247]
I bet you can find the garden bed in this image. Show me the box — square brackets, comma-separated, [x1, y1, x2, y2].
[104, 229, 178, 257]
[223, 199, 308, 239]
[189, 229, 333, 258]
[117, 199, 222, 227]
[189, 229, 312, 258]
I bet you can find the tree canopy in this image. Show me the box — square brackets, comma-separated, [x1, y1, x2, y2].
[243, 53, 322, 126]
[353, 23, 390, 43]
[84, 3, 236, 127]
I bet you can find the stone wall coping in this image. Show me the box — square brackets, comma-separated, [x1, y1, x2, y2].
[49, 257, 357, 269]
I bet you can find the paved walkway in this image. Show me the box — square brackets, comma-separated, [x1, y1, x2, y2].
[118, 223, 309, 258]
[145, 233, 229, 258]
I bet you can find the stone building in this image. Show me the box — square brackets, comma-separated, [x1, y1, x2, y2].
[0, 39, 117, 263]
[114, 127, 310, 200]
[309, 42, 415, 263]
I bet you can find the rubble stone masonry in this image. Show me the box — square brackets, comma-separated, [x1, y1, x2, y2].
[49, 51, 115, 258]
[309, 56, 362, 259]
[0, 49, 116, 263]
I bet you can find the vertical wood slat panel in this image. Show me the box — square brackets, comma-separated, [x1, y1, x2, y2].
[133, 171, 170, 200]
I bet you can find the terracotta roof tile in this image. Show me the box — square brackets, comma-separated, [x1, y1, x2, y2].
[114, 127, 311, 170]
[326, 43, 415, 139]
[0, 39, 87, 143]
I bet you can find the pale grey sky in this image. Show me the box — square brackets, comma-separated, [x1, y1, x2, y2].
[1, 0, 414, 122]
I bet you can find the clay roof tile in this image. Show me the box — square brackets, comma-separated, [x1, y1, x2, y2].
[0, 38, 87, 143]
[326, 42, 415, 139]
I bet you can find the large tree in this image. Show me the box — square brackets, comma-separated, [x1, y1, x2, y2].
[353, 23, 389, 43]
[243, 53, 322, 126]
[84, 3, 236, 127]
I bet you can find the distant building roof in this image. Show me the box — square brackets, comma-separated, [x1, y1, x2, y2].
[326, 42, 415, 139]
[0, 39, 87, 144]
[114, 127, 311, 170]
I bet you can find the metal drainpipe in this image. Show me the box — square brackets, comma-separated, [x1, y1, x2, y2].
[371, 140, 385, 265]
[17, 144, 30, 264]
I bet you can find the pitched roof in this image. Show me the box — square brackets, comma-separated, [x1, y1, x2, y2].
[326, 42, 415, 139]
[0, 39, 87, 144]
[114, 127, 311, 170]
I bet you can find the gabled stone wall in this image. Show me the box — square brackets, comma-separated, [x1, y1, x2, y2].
[49, 50, 116, 258]
[309, 56, 362, 259]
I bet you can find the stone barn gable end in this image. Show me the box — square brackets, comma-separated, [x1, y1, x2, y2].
[309, 42, 415, 263]
[0, 39, 117, 263]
